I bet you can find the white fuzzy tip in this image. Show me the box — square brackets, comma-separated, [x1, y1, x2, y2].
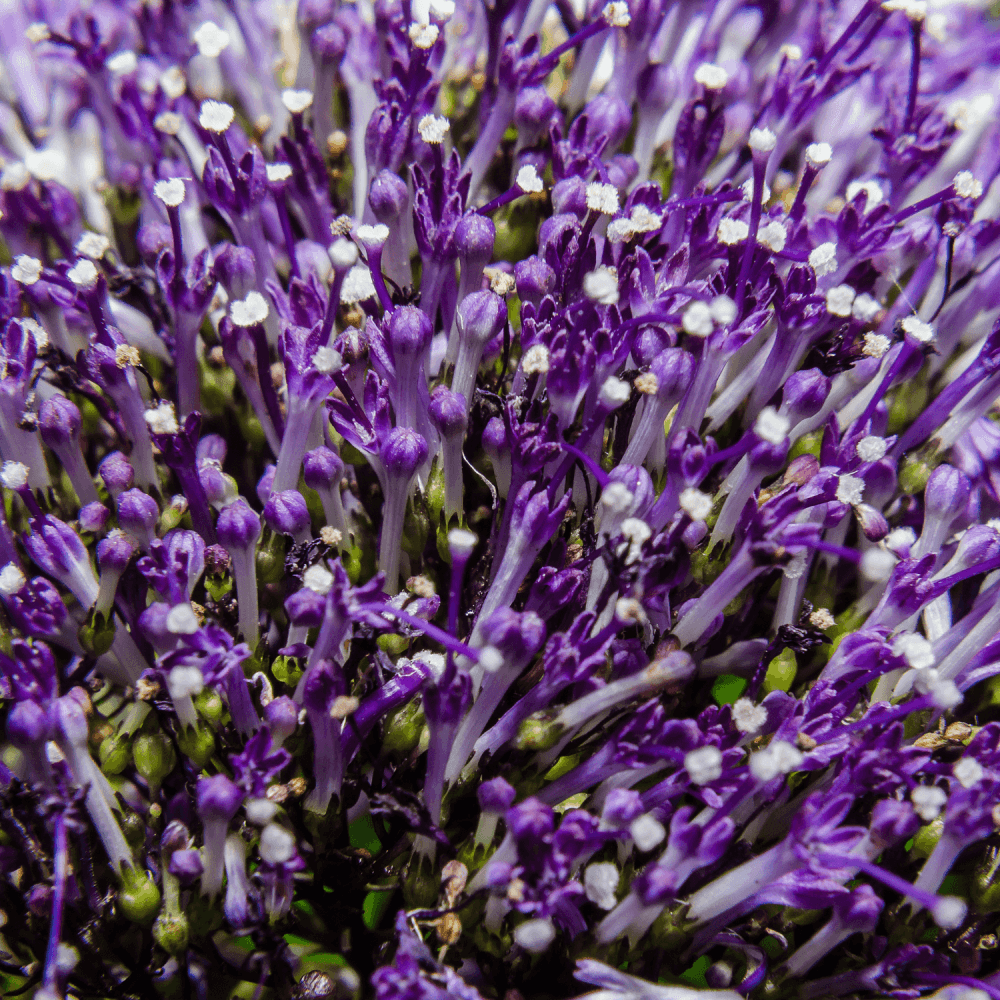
[599, 376, 631, 409]
[355, 224, 390, 249]
[409, 22, 440, 48]
[312, 346, 342, 374]
[11, 255, 43, 285]
[846, 179, 885, 211]
[629, 814, 666, 852]
[154, 112, 183, 136]
[901, 315, 935, 343]
[0, 563, 26, 595]
[281, 89, 314, 115]
[931, 896, 967, 930]
[25, 148, 68, 182]
[680, 487, 713, 521]
[478, 645, 504, 674]
[825, 284, 856, 317]
[685, 745, 723, 785]
[418, 114, 450, 144]
[893, 631, 935, 669]
[856, 435, 887, 462]
[809, 607, 836, 630]
[808, 242, 838, 277]
[585, 181, 620, 215]
[513, 918, 557, 953]
[166, 603, 200, 635]
[836, 474, 865, 506]
[682, 300, 714, 337]
[230, 291, 270, 327]
[911, 784, 947, 822]
[266, 162, 293, 184]
[1, 461, 29, 490]
[749, 739, 804, 782]
[863, 332, 892, 358]
[193, 21, 230, 58]
[749, 127, 777, 153]
[953, 170, 983, 199]
[882, 0, 927, 22]
[340, 264, 376, 304]
[106, 51, 138, 75]
[805, 142, 832, 168]
[448, 528, 478, 558]
[199, 100, 235, 133]
[153, 177, 186, 207]
[67, 259, 99, 290]
[953, 757, 983, 789]
[145, 401, 180, 435]
[693, 62, 729, 90]
[600, 483, 634, 518]
[521, 344, 550, 376]
[583, 266, 620, 306]
[25, 22, 50, 43]
[328, 238, 360, 270]
[757, 220, 787, 252]
[167, 665, 204, 700]
[1, 162, 30, 191]
[754, 406, 790, 445]
[717, 218, 749, 245]
[516, 164, 544, 194]
[258, 823, 296, 865]
[76, 232, 111, 260]
[852, 293, 881, 322]
[303, 564, 335, 595]
[159, 66, 186, 100]
[602, 1, 631, 27]
[584, 863, 620, 910]
[732, 697, 767, 734]
[246, 797, 278, 826]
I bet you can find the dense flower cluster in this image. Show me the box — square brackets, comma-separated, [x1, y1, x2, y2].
[2, 0, 1000, 998]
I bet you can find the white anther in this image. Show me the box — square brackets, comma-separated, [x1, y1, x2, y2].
[717, 218, 749, 245]
[685, 745, 723, 785]
[808, 242, 838, 277]
[153, 178, 186, 207]
[417, 114, 450, 144]
[754, 407, 790, 445]
[516, 165, 544, 194]
[749, 127, 777, 154]
[732, 698, 767, 733]
[693, 62, 728, 90]
[230, 291, 270, 327]
[281, 89, 314, 115]
[836, 474, 865, 506]
[199, 100, 235, 133]
[805, 142, 832, 168]
[193, 21, 230, 58]
[680, 487, 712, 521]
[583, 266, 619, 305]
[825, 284, 856, 317]
[11, 255, 42, 285]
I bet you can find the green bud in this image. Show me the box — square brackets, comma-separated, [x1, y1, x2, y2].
[118, 868, 161, 925]
[762, 648, 797, 694]
[78, 610, 116, 657]
[99, 733, 131, 775]
[911, 818, 945, 859]
[195, 688, 224, 725]
[382, 700, 425, 756]
[256, 532, 287, 584]
[401, 495, 429, 560]
[788, 429, 823, 461]
[121, 808, 147, 848]
[153, 912, 190, 955]
[133, 733, 177, 791]
[377, 633, 411, 657]
[177, 724, 215, 766]
[516, 711, 565, 752]
[899, 456, 934, 495]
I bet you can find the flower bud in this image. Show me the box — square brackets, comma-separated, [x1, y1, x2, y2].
[263, 489, 311, 542]
[303, 446, 344, 491]
[265, 695, 299, 746]
[429, 385, 468, 437]
[388, 305, 433, 359]
[515, 255, 556, 308]
[455, 213, 495, 271]
[380, 428, 428, 478]
[368, 169, 409, 223]
[38, 395, 82, 448]
[99, 452, 135, 498]
[217, 497, 262, 553]
[781, 368, 830, 423]
[117, 489, 159, 549]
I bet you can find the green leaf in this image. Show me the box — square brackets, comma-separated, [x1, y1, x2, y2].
[711, 674, 747, 706]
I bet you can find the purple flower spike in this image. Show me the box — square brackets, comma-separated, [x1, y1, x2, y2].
[217, 498, 262, 646]
[196, 774, 243, 898]
[378, 427, 428, 593]
[38, 395, 98, 505]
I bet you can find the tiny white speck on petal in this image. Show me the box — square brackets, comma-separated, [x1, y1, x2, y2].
[230, 291, 270, 327]
[340, 264, 377, 304]
[718, 217, 749, 245]
[0, 461, 29, 489]
[266, 162, 293, 184]
[76, 233, 111, 260]
[754, 407, 790, 445]
[901, 315, 935, 343]
[516, 164, 544, 194]
[680, 487, 713, 521]
[144, 401, 180, 435]
[583, 265, 619, 305]
[153, 177, 186, 207]
[11, 255, 43, 285]
[199, 99, 235, 133]
[193, 21, 230, 58]
[953, 170, 983, 199]
[836, 474, 865, 506]
[693, 62, 728, 90]
[602, 1, 631, 27]
[417, 114, 450, 144]
[67, 259, 99, 290]
[826, 284, 856, 317]
[749, 127, 777, 153]
[281, 89, 314, 115]
[0, 563, 26, 595]
[682, 300, 714, 337]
